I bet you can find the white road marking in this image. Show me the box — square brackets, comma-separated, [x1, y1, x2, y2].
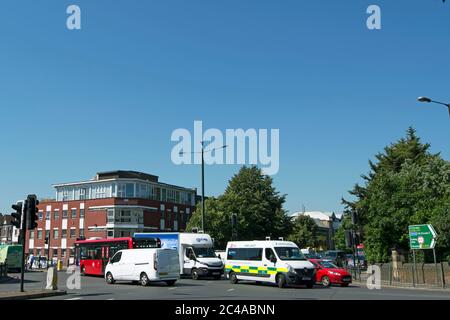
[168, 287, 177, 290]
[65, 297, 82, 300]
[227, 289, 235, 292]
[107, 298, 115, 300]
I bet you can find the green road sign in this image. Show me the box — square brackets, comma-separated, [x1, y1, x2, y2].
[408, 224, 437, 249]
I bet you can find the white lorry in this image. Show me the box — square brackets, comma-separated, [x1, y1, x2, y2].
[134, 232, 224, 280]
[104, 248, 180, 286]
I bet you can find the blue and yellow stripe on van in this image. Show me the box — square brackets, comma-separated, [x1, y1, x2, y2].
[225, 265, 288, 277]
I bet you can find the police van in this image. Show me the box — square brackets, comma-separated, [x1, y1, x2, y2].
[225, 240, 316, 288]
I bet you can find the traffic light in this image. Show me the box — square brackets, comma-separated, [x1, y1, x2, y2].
[11, 201, 24, 229]
[26, 194, 39, 230]
[344, 230, 353, 247]
[231, 213, 237, 227]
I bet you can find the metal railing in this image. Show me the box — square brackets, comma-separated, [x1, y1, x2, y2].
[345, 262, 449, 289]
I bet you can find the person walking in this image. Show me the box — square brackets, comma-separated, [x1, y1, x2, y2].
[28, 253, 35, 270]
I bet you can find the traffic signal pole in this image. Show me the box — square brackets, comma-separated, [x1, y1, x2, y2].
[20, 200, 28, 292]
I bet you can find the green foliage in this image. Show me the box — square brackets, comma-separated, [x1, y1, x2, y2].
[333, 215, 353, 252]
[287, 215, 319, 249]
[187, 166, 292, 249]
[343, 127, 450, 263]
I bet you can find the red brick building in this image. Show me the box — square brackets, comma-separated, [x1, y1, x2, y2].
[25, 171, 197, 264]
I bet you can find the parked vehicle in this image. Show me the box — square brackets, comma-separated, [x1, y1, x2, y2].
[134, 233, 224, 280]
[225, 240, 316, 289]
[309, 258, 352, 287]
[75, 236, 161, 276]
[0, 245, 23, 272]
[322, 250, 347, 267]
[215, 251, 226, 264]
[105, 248, 180, 286]
[346, 255, 367, 270]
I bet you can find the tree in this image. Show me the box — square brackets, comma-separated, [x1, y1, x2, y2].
[342, 128, 450, 262]
[186, 166, 292, 249]
[333, 214, 353, 252]
[288, 215, 319, 249]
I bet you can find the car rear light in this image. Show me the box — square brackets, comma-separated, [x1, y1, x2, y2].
[153, 252, 157, 270]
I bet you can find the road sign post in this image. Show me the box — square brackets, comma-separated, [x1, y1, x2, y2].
[409, 224, 438, 287]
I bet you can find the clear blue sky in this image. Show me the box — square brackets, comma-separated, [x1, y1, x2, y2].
[1, 0, 449, 216]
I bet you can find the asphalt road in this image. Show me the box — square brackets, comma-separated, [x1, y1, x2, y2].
[2, 271, 450, 300]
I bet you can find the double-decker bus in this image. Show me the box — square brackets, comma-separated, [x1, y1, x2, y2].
[74, 237, 161, 276]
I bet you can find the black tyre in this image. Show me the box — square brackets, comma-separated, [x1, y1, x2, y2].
[321, 276, 331, 287]
[191, 269, 200, 280]
[276, 274, 287, 289]
[106, 272, 115, 284]
[306, 282, 314, 289]
[140, 272, 150, 286]
[165, 280, 176, 286]
[229, 272, 238, 284]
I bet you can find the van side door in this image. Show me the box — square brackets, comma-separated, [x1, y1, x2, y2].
[264, 248, 278, 282]
[109, 252, 123, 279]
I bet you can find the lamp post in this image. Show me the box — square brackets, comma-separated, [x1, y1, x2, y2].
[180, 143, 227, 232]
[417, 96, 450, 117]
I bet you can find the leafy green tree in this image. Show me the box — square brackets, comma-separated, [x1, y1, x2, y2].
[288, 215, 319, 249]
[343, 128, 450, 262]
[187, 166, 292, 249]
[333, 214, 353, 252]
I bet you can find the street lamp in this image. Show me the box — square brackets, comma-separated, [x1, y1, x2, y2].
[417, 96, 450, 117]
[180, 143, 228, 232]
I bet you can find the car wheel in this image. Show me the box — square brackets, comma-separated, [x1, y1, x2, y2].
[140, 272, 150, 286]
[80, 266, 86, 276]
[229, 272, 238, 284]
[191, 269, 200, 280]
[276, 274, 287, 289]
[306, 282, 314, 289]
[106, 272, 115, 284]
[321, 276, 331, 287]
[165, 280, 176, 286]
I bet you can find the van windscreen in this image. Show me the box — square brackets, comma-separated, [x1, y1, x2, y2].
[274, 247, 306, 261]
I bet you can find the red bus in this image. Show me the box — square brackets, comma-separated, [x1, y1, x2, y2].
[74, 237, 161, 276]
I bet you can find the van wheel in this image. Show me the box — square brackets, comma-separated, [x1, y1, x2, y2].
[229, 272, 238, 284]
[191, 269, 200, 280]
[106, 272, 115, 284]
[80, 266, 86, 276]
[321, 276, 331, 287]
[165, 280, 176, 286]
[276, 274, 287, 288]
[140, 272, 150, 286]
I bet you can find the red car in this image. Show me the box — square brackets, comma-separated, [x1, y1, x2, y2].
[308, 259, 352, 287]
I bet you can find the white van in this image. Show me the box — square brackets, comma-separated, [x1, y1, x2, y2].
[105, 248, 180, 286]
[134, 233, 224, 280]
[225, 240, 316, 288]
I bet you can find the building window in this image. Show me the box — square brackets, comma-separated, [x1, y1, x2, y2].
[70, 229, 76, 238]
[69, 249, 74, 258]
[117, 184, 126, 198]
[38, 212, 43, 220]
[61, 249, 66, 258]
[62, 230, 67, 239]
[63, 210, 68, 219]
[107, 209, 115, 223]
[107, 230, 114, 238]
[53, 229, 59, 239]
[126, 183, 134, 198]
[79, 229, 84, 238]
[54, 210, 59, 220]
[80, 188, 87, 200]
[80, 209, 85, 218]
[71, 209, 77, 219]
[30, 230, 35, 239]
[37, 230, 43, 239]
[46, 211, 51, 220]
[52, 248, 58, 257]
